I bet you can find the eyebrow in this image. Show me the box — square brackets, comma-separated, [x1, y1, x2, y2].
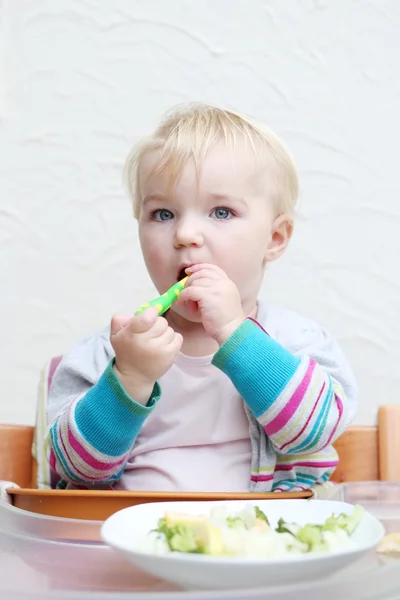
[142, 193, 169, 206]
[210, 193, 248, 206]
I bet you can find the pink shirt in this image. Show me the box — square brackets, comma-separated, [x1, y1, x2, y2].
[116, 351, 252, 492]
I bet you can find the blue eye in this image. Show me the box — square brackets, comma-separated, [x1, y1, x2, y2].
[211, 207, 232, 220]
[152, 209, 174, 221]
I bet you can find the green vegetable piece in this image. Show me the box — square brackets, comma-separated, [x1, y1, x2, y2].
[322, 504, 364, 535]
[156, 517, 170, 538]
[276, 518, 292, 534]
[254, 506, 269, 525]
[156, 519, 204, 553]
[227, 516, 245, 529]
[169, 526, 202, 553]
[296, 524, 326, 552]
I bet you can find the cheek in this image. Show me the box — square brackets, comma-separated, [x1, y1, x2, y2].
[220, 228, 269, 279]
[139, 227, 168, 266]
[222, 221, 269, 257]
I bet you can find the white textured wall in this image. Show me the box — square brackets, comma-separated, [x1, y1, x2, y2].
[0, 0, 399, 426]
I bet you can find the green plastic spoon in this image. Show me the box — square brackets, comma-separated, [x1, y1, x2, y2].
[135, 276, 189, 316]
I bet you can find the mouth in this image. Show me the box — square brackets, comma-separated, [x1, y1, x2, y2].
[177, 264, 193, 281]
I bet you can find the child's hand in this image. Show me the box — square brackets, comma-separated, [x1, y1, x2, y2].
[110, 307, 183, 404]
[178, 264, 246, 345]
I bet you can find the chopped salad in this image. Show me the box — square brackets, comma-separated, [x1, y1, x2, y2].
[136, 503, 364, 558]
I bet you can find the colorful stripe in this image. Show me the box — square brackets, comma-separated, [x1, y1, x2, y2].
[250, 473, 274, 483]
[263, 360, 317, 436]
[274, 461, 337, 471]
[278, 381, 325, 450]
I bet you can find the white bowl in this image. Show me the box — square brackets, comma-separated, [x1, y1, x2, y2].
[101, 499, 385, 591]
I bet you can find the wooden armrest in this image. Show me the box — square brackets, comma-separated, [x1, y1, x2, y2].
[0, 424, 34, 488]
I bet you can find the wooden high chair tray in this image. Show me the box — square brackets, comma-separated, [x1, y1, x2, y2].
[7, 488, 312, 520]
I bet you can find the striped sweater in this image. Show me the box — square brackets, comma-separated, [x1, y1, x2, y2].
[46, 302, 358, 491]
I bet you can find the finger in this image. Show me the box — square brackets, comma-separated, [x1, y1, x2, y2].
[154, 324, 176, 345]
[167, 332, 183, 355]
[150, 329, 182, 357]
[129, 306, 159, 333]
[179, 286, 206, 304]
[187, 299, 199, 314]
[175, 295, 199, 313]
[110, 314, 132, 336]
[146, 316, 169, 338]
[186, 275, 216, 288]
[186, 263, 227, 277]
[186, 270, 221, 284]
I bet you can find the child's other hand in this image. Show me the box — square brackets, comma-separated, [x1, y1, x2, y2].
[110, 307, 183, 404]
[178, 264, 246, 345]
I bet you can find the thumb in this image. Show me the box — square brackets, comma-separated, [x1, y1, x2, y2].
[130, 306, 159, 333]
[110, 314, 132, 336]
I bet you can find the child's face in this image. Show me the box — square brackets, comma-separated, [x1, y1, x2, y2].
[138, 140, 292, 319]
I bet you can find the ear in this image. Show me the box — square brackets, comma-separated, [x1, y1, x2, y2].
[264, 214, 293, 263]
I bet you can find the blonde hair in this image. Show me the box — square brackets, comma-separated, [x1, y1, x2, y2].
[124, 103, 299, 219]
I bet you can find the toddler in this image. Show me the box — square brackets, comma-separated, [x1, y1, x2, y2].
[46, 103, 357, 493]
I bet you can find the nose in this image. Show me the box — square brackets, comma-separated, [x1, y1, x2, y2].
[173, 215, 204, 249]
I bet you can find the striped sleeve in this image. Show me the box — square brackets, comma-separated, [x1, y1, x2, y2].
[212, 318, 351, 457]
[46, 359, 161, 485]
